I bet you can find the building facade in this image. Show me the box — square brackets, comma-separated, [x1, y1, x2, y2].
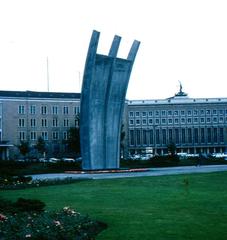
[1, 89, 227, 160]
[127, 90, 227, 157]
[0, 91, 80, 159]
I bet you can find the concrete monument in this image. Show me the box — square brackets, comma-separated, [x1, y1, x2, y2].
[80, 30, 140, 170]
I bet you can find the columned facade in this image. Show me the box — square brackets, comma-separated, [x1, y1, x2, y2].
[127, 93, 227, 156]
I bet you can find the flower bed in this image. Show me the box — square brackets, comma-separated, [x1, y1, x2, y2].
[0, 198, 107, 240]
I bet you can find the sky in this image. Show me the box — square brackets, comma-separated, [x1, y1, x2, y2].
[0, 0, 227, 100]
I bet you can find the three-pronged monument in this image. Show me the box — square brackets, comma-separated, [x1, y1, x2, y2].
[80, 30, 140, 170]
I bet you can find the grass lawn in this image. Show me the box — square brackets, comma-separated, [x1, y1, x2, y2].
[1, 172, 227, 240]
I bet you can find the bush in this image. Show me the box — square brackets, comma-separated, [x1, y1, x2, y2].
[14, 198, 45, 213]
[0, 206, 107, 240]
[0, 198, 45, 214]
[150, 155, 180, 167]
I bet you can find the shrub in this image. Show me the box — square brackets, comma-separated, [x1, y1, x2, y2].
[14, 198, 45, 213]
[0, 206, 107, 240]
[150, 155, 180, 167]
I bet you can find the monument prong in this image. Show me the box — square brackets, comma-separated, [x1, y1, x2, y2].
[127, 40, 140, 62]
[108, 35, 121, 58]
[80, 30, 140, 170]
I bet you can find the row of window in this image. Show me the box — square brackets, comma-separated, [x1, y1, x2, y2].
[18, 118, 79, 128]
[19, 131, 70, 141]
[129, 116, 226, 126]
[129, 109, 227, 117]
[129, 127, 224, 146]
[18, 105, 80, 115]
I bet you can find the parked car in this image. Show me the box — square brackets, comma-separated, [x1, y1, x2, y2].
[62, 158, 75, 163]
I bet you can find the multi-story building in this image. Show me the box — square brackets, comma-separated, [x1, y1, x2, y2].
[1, 88, 227, 160]
[127, 89, 227, 156]
[0, 91, 80, 159]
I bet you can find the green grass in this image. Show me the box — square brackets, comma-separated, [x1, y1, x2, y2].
[1, 172, 227, 239]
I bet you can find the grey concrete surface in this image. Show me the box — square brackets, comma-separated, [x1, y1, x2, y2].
[30, 165, 227, 181]
[80, 30, 140, 170]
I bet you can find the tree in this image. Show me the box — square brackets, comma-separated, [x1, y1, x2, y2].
[64, 127, 80, 154]
[167, 142, 177, 157]
[35, 137, 46, 157]
[18, 141, 30, 159]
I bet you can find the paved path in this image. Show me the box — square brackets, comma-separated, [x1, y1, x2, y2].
[30, 165, 227, 181]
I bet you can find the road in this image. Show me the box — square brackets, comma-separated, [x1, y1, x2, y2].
[30, 165, 227, 181]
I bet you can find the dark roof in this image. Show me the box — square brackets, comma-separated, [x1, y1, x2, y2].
[0, 90, 81, 99]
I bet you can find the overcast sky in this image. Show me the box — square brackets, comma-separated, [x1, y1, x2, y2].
[0, 0, 227, 100]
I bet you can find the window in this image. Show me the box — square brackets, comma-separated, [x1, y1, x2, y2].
[30, 105, 36, 115]
[181, 118, 185, 124]
[200, 118, 205, 123]
[187, 110, 192, 116]
[18, 118, 25, 127]
[129, 111, 134, 117]
[130, 130, 135, 145]
[161, 110, 166, 116]
[149, 129, 154, 144]
[201, 128, 205, 143]
[148, 111, 153, 117]
[142, 119, 147, 125]
[148, 119, 153, 125]
[213, 128, 218, 143]
[52, 131, 59, 140]
[187, 118, 192, 123]
[19, 131, 26, 140]
[136, 119, 140, 125]
[53, 118, 58, 127]
[63, 106, 69, 115]
[207, 128, 212, 143]
[142, 112, 147, 117]
[135, 112, 140, 117]
[30, 119, 36, 127]
[182, 129, 186, 144]
[219, 110, 224, 115]
[175, 129, 179, 144]
[174, 110, 178, 116]
[142, 130, 147, 145]
[213, 109, 217, 115]
[168, 129, 173, 142]
[41, 131, 48, 140]
[136, 129, 141, 145]
[30, 131, 37, 140]
[41, 106, 47, 115]
[129, 119, 134, 125]
[193, 110, 198, 116]
[168, 119, 173, 124]
[181, 110, 185, 115]
[193, 118, 198, 123]
[155, 129, 160, 144]
[206, 109, 211, 115]
[74, 106, 80, 115]
[213, 117, 217, 123]
[41, 119, 48, 127]
[188, 128, 192, 143]
[64, 119, 69, 127]
[52, 106, 58, 115]
[18, 105, 25, 114]
[75, 118, 79, 127]
[207, 118, 211, 123]
[219, 117, 224, 123]
[220, 128, 224, 142]
[155, 119, 159, 124]
[161, 119, 166, 124]
[168, 110, 172, 116]
[155, 111, 159, 116]
[174, 118, 179, 124]
[162, 129, 167, 144]
[200, 110, 205, 115]
[63, 131, 68, 140]
[194, 128, 198, 143]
